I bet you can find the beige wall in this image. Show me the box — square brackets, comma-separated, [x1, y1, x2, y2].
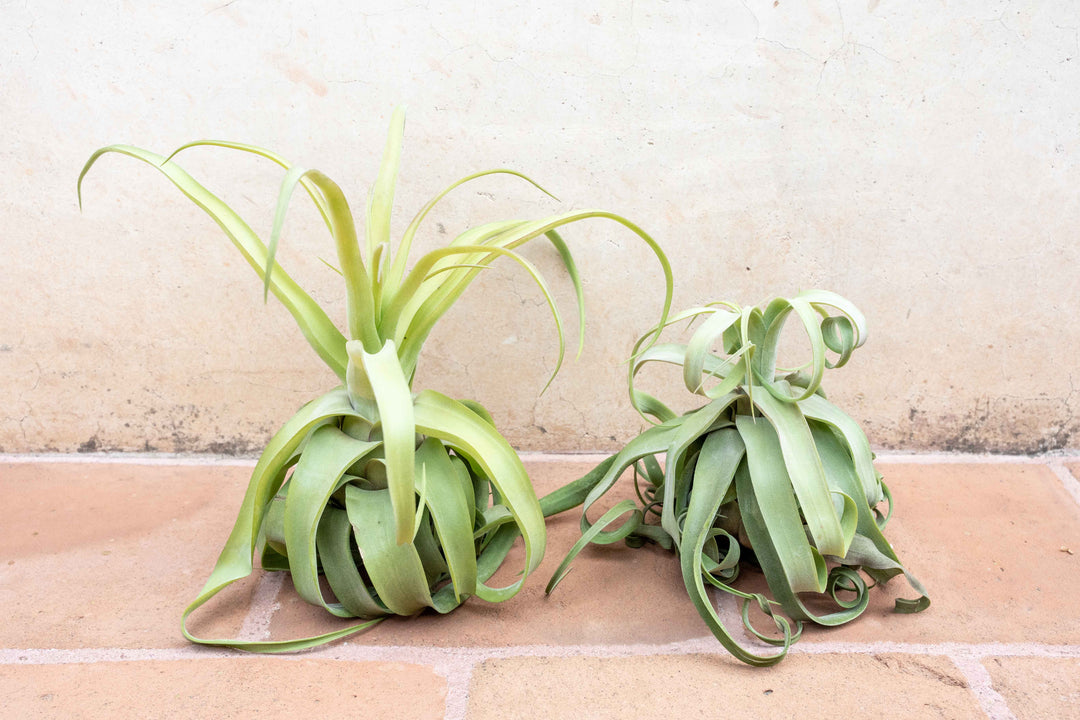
[2, 0, 1078, 454]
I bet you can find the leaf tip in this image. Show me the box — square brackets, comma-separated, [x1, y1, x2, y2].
[545, 567, 572, 595]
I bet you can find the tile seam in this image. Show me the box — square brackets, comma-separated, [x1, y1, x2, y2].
[4, 641, 1080, 666]
[431, 655, 481, 720]
[872, 454, 1049, 465]
[4, 450, 1080, 465]
[949, 655, 1017, 720]
[0, 453, 258, 466]
[1047, 461, 1080, 509]
[236, 573, 285, 641]
[789, 642, 1080, 659]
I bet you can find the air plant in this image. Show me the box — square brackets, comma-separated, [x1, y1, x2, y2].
[547, 290, 928, 666]
[79, 107, 672, 651]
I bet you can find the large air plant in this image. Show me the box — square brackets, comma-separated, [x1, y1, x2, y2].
[547, 290, 928, 666]
[79, 107, 672, 651]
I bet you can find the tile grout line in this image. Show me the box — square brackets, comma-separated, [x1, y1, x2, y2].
[1047, 460, 1080, 509]
[236, 573, 285, 641]
[948, 655, 1016, 720]
[431, 655, 483, 720]
[872, 454, 1051, 465]
[4, 640, 1080, 666]
[786, 641, 1080, 659]
[438, 665, 470, 720]
[0, 647, 232, 664]
[0, 453, 259, 466]
[4, 450, 1080, 466]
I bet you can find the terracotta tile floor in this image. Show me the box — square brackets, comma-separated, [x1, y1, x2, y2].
[2, 455, 1078, 719]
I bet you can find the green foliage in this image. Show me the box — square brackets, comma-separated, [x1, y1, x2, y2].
[548, 290, 928, 666]
[79, 107, 673, 651]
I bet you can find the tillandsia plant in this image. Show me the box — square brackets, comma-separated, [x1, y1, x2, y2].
[78, 107, 672, 651]
[547, 290, 928, 666]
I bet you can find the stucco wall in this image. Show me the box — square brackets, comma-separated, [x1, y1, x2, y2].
[2, 0, 1078, 454]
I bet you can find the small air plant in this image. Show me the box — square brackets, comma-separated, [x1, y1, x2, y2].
[547, 290, 928, 666]
[79, 107, 672, 651]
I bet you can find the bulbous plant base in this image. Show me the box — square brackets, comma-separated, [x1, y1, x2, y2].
[180, 387, 549, 652]
[549, 400, 929, 667]
[259, 432, 527, 619]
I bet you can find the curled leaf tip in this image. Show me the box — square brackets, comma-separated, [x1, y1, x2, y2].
[557, 293, 925, 665]
[545, 567, 572, 595]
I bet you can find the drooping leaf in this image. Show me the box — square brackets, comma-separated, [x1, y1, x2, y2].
[78, 146, 349, 378]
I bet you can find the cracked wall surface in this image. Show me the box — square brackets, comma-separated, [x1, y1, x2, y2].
[1, 0, 1078, 454]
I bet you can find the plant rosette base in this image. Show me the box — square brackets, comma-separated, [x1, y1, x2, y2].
[179, 385, 553, 652]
